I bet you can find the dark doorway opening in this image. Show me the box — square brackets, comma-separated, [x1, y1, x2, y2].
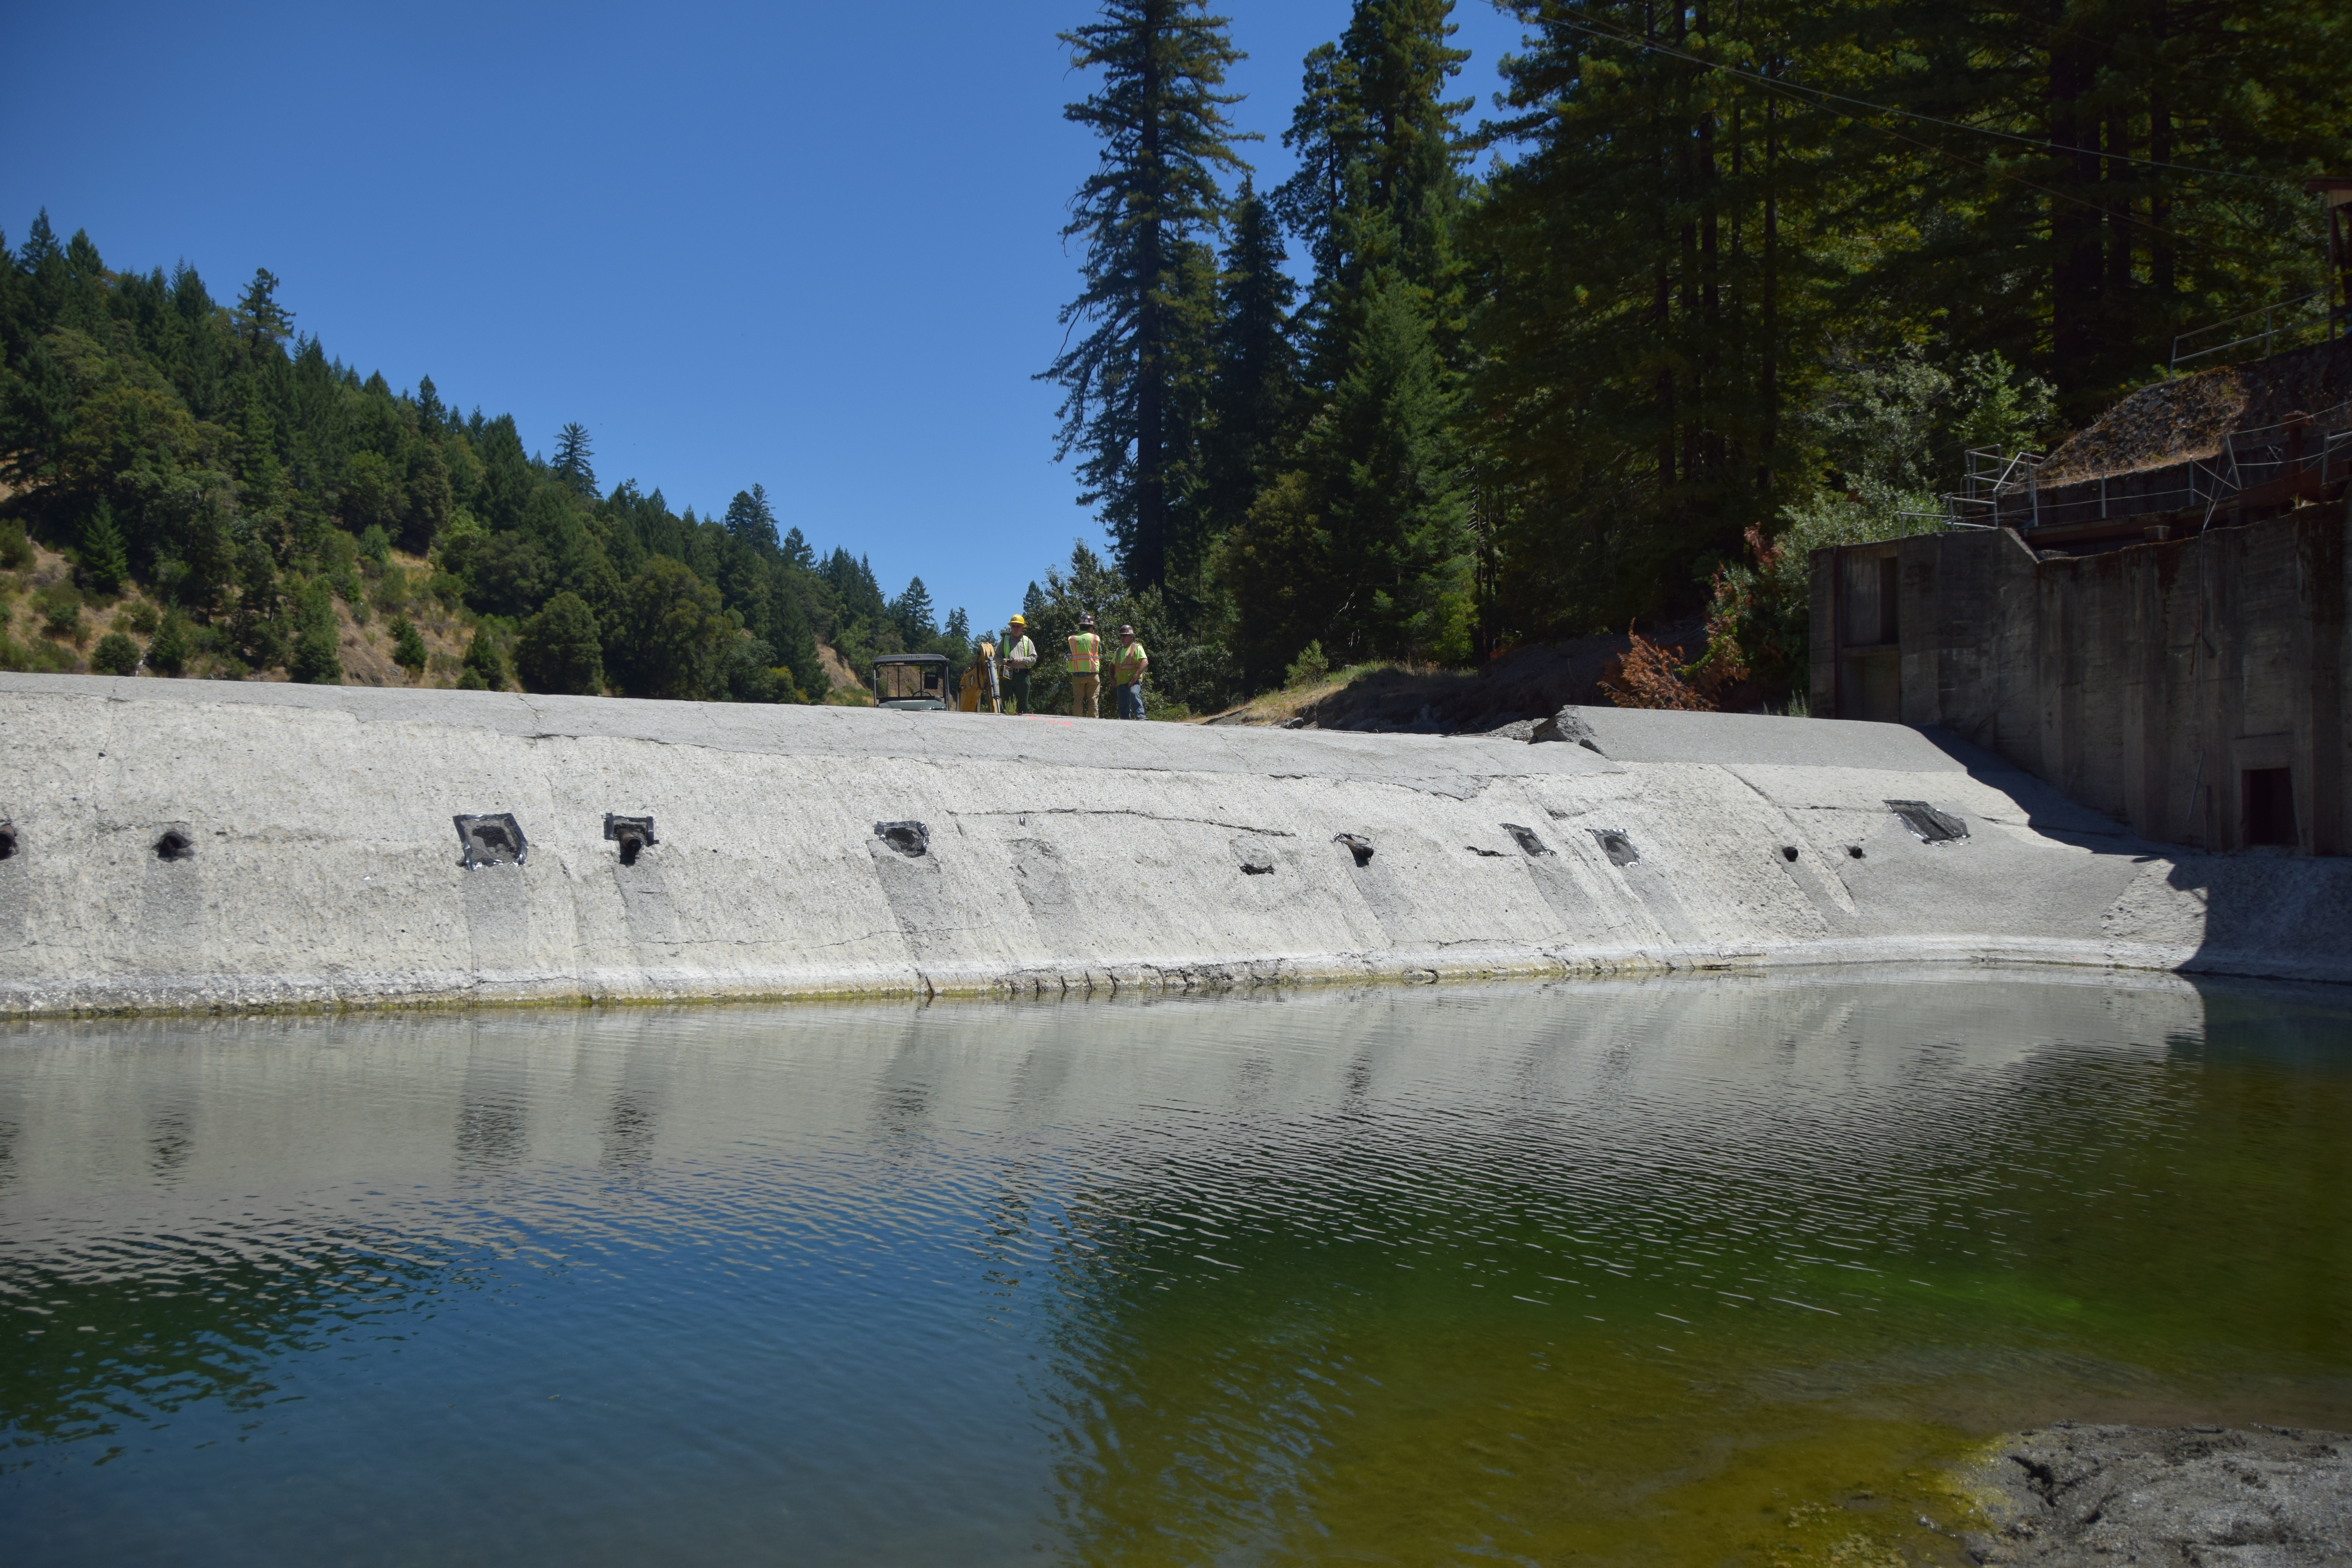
[2243, 768, 2297, 848]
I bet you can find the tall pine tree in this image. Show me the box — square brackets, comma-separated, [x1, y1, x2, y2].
[1199, 181, 1299, 550]
[1221, 0, 1474, 681]
[1040, 0, 1250, 595]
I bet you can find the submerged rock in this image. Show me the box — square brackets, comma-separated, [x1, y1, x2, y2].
[1955, 1423, 2351, 1565]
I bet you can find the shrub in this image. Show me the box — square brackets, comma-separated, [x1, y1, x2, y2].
[89, 631, 142, 676]
[459, 624, 508, 690]
[329, 568, 368, 624]
[1599, 628, 1721, 711]
[122, 599, 161, 635]
[34, 582, 82, 641]
[1283, 640, 1330, 690]
[146, 610, 191, 677]
[515, 592, 603, 695]
[371, 563, 410, 614]
[0, 519, 31, 571]
[606, 557, 732, 699]
[389, 615, 428, 680]
[356, 524, 393, 567]
[287, 581, 343, 685]
[0, 624, 78, 673]
[714, 635, 793, 704]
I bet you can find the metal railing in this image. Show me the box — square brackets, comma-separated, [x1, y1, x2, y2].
[1940, 446, 2042, 529]
[2169, 290, 2330, 374]
[1940, 399, 2352, 533]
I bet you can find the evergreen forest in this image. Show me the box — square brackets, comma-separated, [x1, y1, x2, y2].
[1029, 0, 2349, 714]
[0, 219, 970, 696]
[4, 0, 2347, 712]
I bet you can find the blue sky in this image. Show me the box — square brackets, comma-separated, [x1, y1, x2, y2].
[0, 1, 1526, 631]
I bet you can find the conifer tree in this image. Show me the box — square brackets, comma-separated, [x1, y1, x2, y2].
[1223, 0, 1473, 681]
[1228, 271, 1470, 681]
[723, 484, 779, 552]
[234, 268, 293, 354]
[287, 580, 343, 684]
[1200, 181, 1299, 545]
[145, 609, 190, 677]
[79, 501, 129, 597]
[890, 577, 936, 642]
[390, 614, 428, 680]
[553, 423, 597, 498]
[1276, 0, 1468, 369]
[1041, 0, 1251, 593]
[18, 210, 60, 270]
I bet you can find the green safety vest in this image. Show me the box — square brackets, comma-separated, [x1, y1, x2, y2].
[1067, 631, 1102, 673]
[1113, 641, 1149, 682]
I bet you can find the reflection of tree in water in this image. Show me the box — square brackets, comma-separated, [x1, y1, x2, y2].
[0, 1114, 17, 1192]
[601, 1091, 658, 1179]
[148, 1111, 193, 1181]
[0, 1222, 461, 1472]
[456, 1097, 527, 1171]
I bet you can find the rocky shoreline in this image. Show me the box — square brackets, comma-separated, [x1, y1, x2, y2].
[1956, 1423, 2350, 1565]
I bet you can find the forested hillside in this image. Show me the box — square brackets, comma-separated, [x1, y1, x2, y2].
[0, 217, 969, 694]
[1027, 0, 2350, 713]
[6, 0, 2345, 714]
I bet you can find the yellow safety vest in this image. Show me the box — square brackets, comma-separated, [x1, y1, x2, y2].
[1067, 631, 1102, 673]
[1112, 641, 1148, 682]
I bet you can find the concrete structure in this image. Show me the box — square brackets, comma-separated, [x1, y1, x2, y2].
[4, 673, 2348, 1015]
[1813, 508, 2349, 855]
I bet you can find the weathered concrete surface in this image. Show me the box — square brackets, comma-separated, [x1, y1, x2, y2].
[2, 673, 2349, 1014]
[1957, 1424, 2352, 1565]
[1812, 508, 2350, 857]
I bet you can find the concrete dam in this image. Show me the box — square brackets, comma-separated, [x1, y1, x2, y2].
[2, 671, 2348, 1016]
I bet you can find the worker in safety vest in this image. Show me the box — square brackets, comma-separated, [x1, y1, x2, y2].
[1112, 623, 1149, 720]
[1066, 613, 1103, 718]
[1002, 614, 1036, 715]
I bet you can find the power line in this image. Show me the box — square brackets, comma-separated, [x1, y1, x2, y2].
[1545, 10, 2298, 188]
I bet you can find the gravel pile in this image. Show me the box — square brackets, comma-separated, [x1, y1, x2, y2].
[2040, 340, 2352, 484]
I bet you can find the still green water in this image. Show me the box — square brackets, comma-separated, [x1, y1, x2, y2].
[1, 973, 2346, 1564]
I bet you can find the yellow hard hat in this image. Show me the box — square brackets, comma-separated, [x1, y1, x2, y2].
[1008, 614, 1026, 626]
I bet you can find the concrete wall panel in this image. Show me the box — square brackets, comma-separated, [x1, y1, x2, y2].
[1826, 509, 2352, 860]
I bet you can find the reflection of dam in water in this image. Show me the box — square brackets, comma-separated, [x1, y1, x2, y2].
[3, 969, 2190, 1210]
[5, 975, 2347, 1565]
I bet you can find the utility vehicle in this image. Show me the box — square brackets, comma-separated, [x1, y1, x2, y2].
[871, 653, 952, 711]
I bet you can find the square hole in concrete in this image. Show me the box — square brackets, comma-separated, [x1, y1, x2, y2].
[455, 813, 528, 868]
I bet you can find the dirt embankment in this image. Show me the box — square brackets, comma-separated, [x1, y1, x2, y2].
[1203, 621, 1706, 734]
[3, 541, 473, 685]
[817, 641, 866, 693]
[2040, 338, 2352, 484]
